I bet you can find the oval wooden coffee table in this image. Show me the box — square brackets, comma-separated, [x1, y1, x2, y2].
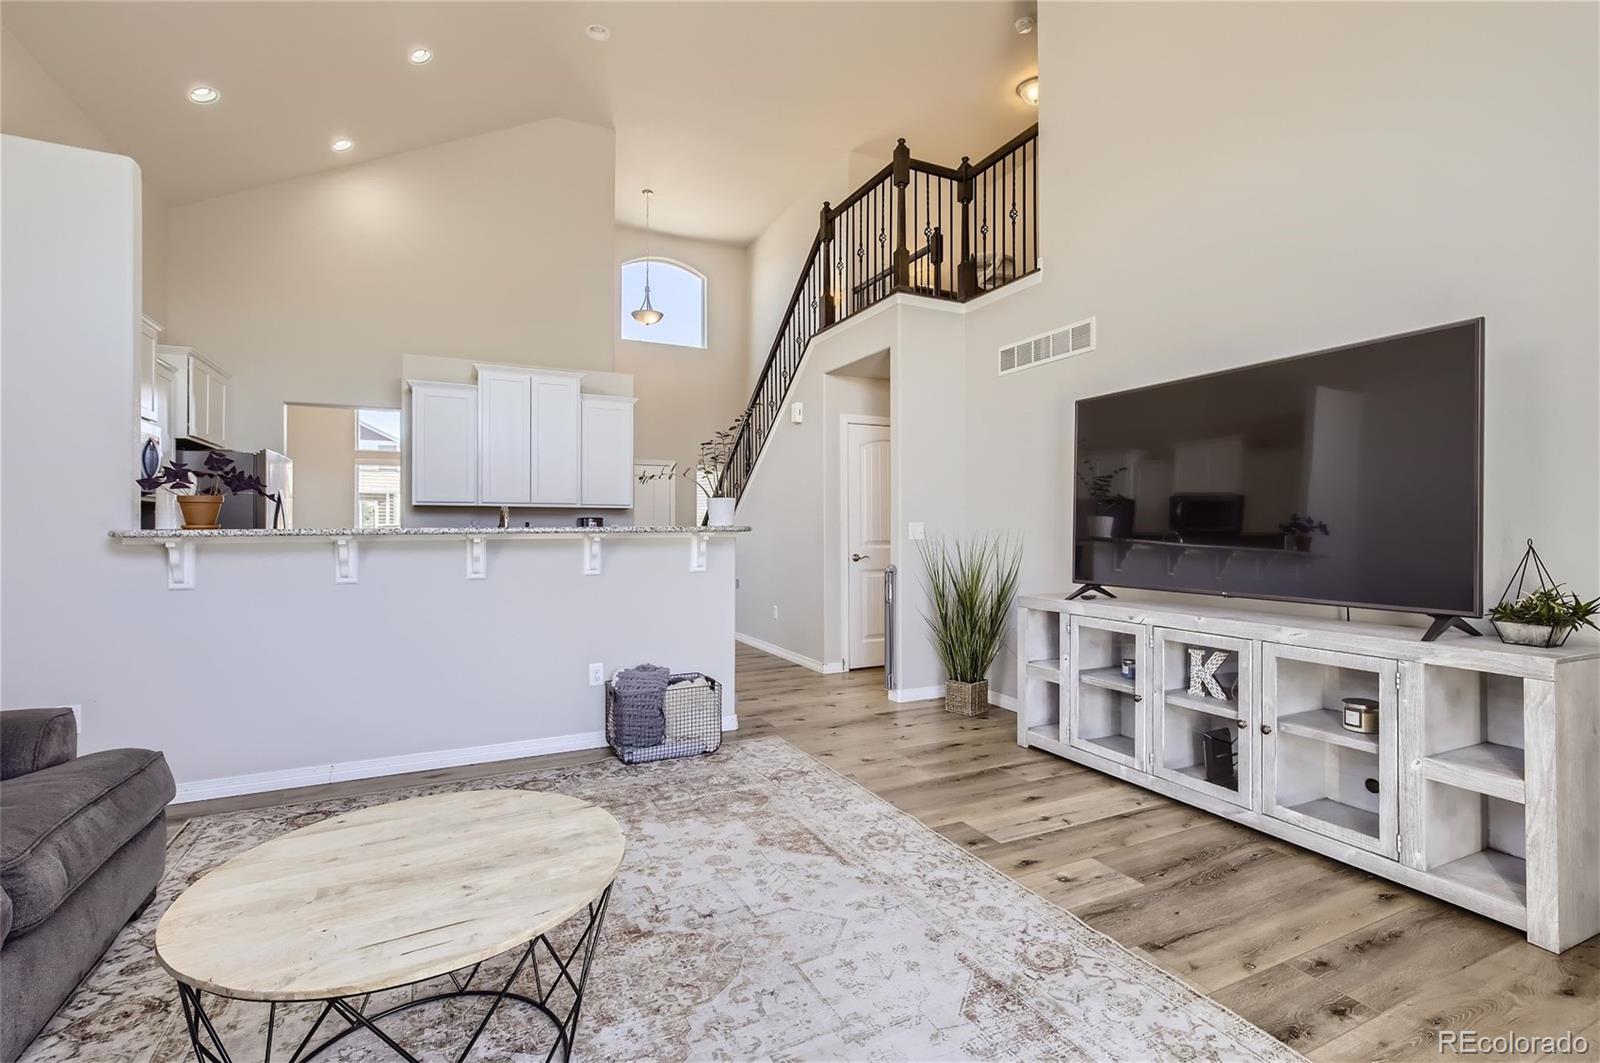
[156, 789, 625, 1062]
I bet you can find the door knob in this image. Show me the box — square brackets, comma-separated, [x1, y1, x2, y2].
[851, 553, 870, 562]
[1236, 718, 1247, 728]
[1260, 723, 1273, 735]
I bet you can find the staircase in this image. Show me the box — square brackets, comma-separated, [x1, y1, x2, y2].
[716, 125, 1040, 504]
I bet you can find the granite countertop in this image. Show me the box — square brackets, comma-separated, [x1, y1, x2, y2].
[113, 525, 750, 540]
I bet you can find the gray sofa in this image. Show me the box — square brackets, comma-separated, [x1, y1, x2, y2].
[0, 708, 175, 1062]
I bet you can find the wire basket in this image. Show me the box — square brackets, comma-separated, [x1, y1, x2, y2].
[605, 672, 724, 765]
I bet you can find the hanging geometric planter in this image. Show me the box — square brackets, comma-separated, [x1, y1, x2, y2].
[1487, 539, 1600, 648]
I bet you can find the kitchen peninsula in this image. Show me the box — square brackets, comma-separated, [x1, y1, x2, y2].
[97, 525, 745, 801]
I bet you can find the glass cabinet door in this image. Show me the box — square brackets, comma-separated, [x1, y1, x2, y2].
[1151, 629, 1255, 809]
[1067, 615, 1147, 769]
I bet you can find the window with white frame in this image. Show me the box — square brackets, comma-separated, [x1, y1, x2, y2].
[620, 259, 707, 348]
[356, 464, 401, 528]
[356, 408, 401, 452]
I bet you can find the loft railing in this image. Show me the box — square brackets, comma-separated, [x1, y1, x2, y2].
[717, 125, 1039, 502]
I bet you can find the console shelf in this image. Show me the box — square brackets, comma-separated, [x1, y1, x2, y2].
[1015, 595, 1599, 953]
[1277, 709, 1379, 753]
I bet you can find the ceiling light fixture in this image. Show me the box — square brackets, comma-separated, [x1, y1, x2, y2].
[408, 47, 433, 65]
[1016, 76, 1040, 106]
[585, 24, 611, 41]
[1014, 15, 1036, 35]
[631, 189, 664, 327]
[188, 85, 220, 104]
[331, 137, 354, 152]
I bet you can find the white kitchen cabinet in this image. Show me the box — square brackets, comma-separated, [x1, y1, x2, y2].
[409, 381, 479, 505]
[139, 316, 162, 422]
[531, 371, 582, 505]
[476, 366, 534, 505]
[580, 395, 637, 508]
[157, 345, 230, 447]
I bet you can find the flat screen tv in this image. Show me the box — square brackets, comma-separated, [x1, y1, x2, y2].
[1073, 319, 1483, 628]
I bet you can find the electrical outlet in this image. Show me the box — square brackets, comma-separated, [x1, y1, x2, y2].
[588, 663, 605, 686]
[771, 605, 779, 620]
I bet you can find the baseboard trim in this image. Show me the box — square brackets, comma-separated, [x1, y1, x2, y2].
[735, 632, 843, 674]
[888, 684, 946, 703]
[988, 690, 1019, 713]
[174, 713, 740, 805]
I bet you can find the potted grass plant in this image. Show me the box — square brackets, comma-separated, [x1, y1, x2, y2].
[917, 533, 1022, 717]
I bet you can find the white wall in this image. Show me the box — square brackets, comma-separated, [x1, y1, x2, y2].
[613, 226, 750, 524]
[956, 0, 1600, 700]
[1, 137, 737, 795]
[165, 118, 617, 455]
[0, 26, 166, 323]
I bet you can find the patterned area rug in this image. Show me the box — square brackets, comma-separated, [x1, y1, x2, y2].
[23, 738, 1300, 1062]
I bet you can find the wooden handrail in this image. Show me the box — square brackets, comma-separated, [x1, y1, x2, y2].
[716, 125, 1040, 501]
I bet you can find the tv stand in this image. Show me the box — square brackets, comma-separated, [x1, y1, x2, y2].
[1422, 614, 1483, 642]
[1014, 595, 1600, 953]
[1064, 583, 1117, 601]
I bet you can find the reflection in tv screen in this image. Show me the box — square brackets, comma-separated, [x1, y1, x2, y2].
[1073, 319, 1482, 615]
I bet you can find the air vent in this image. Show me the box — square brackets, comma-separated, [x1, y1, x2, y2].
[998, 317, 1096, 376]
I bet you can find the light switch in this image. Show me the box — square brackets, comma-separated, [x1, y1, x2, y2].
[791, 402, 805, 424]
[909, 522, 925, 541]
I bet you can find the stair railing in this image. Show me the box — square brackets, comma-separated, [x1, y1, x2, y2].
[717, 125, 1038, 503]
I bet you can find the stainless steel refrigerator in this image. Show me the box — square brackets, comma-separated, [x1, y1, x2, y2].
[174, 445, 293, 529]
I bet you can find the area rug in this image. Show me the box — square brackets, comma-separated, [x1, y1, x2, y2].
[21, 738, 1300, 1062]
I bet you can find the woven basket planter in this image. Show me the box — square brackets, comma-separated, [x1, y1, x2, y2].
[944, 680, 989, 718]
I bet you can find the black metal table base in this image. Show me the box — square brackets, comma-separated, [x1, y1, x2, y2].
[177, 883, 611, 1063]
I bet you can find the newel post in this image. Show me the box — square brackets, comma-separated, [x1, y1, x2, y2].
[956, 156, 977, 299]
[892, 139, 911, 289]
[819, 201, 836, 327]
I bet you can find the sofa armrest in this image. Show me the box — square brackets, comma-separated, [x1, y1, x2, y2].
[0, 708, 78, 781]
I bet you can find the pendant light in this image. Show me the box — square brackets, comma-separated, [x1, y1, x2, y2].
[632, 189, 665, 326]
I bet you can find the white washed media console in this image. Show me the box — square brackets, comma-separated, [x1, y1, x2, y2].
[1015, 595, 1600, 953]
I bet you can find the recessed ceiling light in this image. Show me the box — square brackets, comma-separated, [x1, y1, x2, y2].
[331, 138, 354, 153]
[188, 85, 220, 104]
[408, 47, 433, 65]
[585, 24, 610, 41]
[1016, 76, 1039, 106]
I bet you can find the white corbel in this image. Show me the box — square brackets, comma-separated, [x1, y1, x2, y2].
[333, 537, 359, 584]
[688, 532, 710, 573]
[164, 540, 196, 590]
[466, 536, 487, 580]
[582, 534, 603, 576]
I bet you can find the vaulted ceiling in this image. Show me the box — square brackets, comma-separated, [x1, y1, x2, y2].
[3, 1, 1037, 243]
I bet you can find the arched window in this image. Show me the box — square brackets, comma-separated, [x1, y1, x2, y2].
[620, 258, 706, 348]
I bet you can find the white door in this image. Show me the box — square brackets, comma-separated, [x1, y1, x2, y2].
[845, 421, 891, 669]
[633, 461, 676, 526]
[478, 368, 534, 504]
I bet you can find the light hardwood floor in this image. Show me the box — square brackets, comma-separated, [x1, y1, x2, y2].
[171, 644, 1599, 1060]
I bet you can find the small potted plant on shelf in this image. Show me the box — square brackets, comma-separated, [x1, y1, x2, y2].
[637, 413, 747, 526]
[136, 451, 282, 530]
[1488, 540, 1598, 648]
[1077, 458, 1131, 539]
[917, 533, 1022, 717]
[1279, 514, 1330, 552]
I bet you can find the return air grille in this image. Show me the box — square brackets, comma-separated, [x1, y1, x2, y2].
[998, 317, 1096, 376]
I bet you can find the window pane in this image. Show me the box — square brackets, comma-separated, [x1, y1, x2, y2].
[356, 408, 401, 451]
[620, 259, 706, 348]
[356, 464, 401, 528]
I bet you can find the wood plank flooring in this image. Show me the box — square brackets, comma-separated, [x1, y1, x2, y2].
[170, 644, 1599, 1060]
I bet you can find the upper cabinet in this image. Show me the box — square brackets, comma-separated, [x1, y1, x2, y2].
[410, 366, 635, 509]
[139, 317, 163, 422]
[581, 395, 637, 508]
[157, 344, 230, 448]
[410, 381, 480, 505]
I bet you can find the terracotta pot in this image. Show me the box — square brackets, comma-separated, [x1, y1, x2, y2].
[944, 679, 989, 718]
[177, 494, 225, 529]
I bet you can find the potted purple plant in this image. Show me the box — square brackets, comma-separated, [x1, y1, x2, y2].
[136, 451, 282, 529]
[1279, 514, 1329, 553]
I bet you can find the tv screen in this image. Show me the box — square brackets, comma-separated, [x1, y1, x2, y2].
[1073, 319, 1483, 616]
